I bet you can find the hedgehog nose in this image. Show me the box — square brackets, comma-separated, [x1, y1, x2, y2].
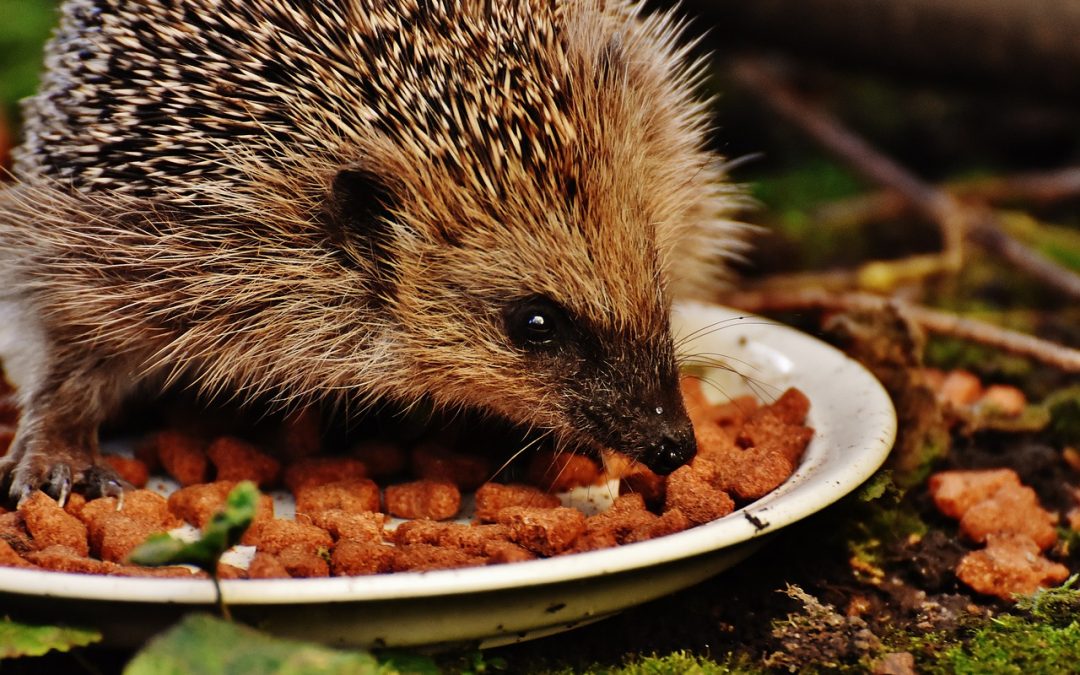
[641, 425, 697, 475]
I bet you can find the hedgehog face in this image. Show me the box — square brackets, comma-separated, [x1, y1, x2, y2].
[499, 294, 697, 474]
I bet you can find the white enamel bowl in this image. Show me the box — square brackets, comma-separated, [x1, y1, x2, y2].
[0, 302, 896, 649]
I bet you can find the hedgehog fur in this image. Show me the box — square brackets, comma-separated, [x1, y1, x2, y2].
[0, 0, 743, 501]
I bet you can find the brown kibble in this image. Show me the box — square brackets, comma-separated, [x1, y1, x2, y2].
[696, 443, 796, 502]
[294, 479, 381, 516]
[582, 494, 656, 545]
[619, 468, 666, 507]
[168, 482, 273, 528]
[706, 396, 761, 429]
[216, 562, 247, 580]
[331, 540, 394, 576]
[244, 518, 333, 555]
[956, 533, 1069, 601]
[277, 543, 330, 578]
[496, 506, 586, 556]
[248, 552, 290, 579]
[304, 510, 386, 542]
[283, 457, 369, 494]
[939, 370, 983, 407]
[207, 436, 281, 486]
[25, 545, 117, 575]
[928, 469, 1022, 520]
[97, 514, 157, 563]
[278, 406, 322, 461]
[103, 455, 149, 489]
[411, 443, 490, 491]
[62, 492, 87, 519]
[0, 511, 32, 553]
[474, 483, 561, 522]
[664, 465, 735, 525]
[384, 480, 460, 520]
[154, 431, 209, 486]
[958, 482, 1058, 551]
[764, 388, 811, 426]
[525, 451, 602, 492]
[352, 440, 407, 477]
[679, 376, 713, 426]
[389, 543, 484, 572]
[737, 416, 814, 465]
[112, 564, 204, 578]
[978, 385, 1027, 417]
[391, 520, 512, 557]
[625, 508, 691, 544]
[0, 539, 34, 568]
[18, 490, 89, 557]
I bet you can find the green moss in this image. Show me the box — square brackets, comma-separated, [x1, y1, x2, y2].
[0, 0, 56, 113]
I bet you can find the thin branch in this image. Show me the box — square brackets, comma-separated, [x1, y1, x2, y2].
[721, 288, 1080, 373]
[731, 56, 1080, 300]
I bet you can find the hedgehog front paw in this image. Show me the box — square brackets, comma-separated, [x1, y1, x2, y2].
[2, 436, 128, 506]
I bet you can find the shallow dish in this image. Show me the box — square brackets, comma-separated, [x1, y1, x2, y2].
[0, 301, 896, 649]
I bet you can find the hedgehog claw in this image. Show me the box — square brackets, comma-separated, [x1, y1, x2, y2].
[84, 463, 131, 500]
[45, 463, 73, 507]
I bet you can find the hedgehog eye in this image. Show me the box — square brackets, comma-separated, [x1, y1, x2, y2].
[504, 296, 571, 351]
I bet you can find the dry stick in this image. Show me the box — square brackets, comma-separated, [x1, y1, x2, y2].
[730, 57, 1080, 300]
[815, 167, 1080, 231]
[723, 289, 1080, 373]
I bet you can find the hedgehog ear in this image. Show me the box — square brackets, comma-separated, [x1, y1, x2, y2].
[326, 166, 398, 253]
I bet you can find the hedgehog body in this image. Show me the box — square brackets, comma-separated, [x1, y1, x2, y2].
[0, 0, 742, 501]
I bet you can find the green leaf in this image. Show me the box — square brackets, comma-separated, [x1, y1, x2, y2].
[124, 614, 386, 675]
[127, 481, 259, 572]
[0, 617, 101, 659]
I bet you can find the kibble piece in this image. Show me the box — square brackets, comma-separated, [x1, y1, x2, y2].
[978, 385, 1027, 417]
[736, 417, 814, 465]
[384, 480, 460, 520]
[474, 483, 561, 522]
[939, 370, 983, 407]
[958, 482, 1058, 551]
[625, 508, 691, 543]
[389, 543, 484, 572]
[0, 539, 35, 568]
[583, 494, 656, 545]
[706, 396, 760, 429]
[391, 520, 512, 558]
[763, 388, 811, 426]
[112, 565, 203, 579]
[351, 440, 407, 478]
[154, 431, 209, 486]
[25, 545, 117, 575]
[483, 540, 536, 564]
[331, 540, 395, 576]
[525, 451, 602, 492]
[0, 511, 32, 553]
[243, 518, 333, 555]
[679, 377, 713, 426]
[928, 469, 1022, 520]
[18, 490, 89, 556]
[956, 533, 1069, 601]
[664, 465, 735, 525]
[304, 510, 386, 543]
[283, 457, 369, 494]
[496, 506, 587, 556]
[294, 479, 381, 516]
[168, 482, 274, 528]
[80, 489, 179, 532]
[207, 436, 281, 487]
[695, 444, 796, 503]
[619, 468, 666, 507]
[411, 443, 491, 491]
[96, 514, 158, 563]
[248, 552, 290, 579]
[277, 543, 330, 578]
[103, 455, 150, 489]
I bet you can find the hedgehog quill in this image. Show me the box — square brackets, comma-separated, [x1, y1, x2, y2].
[0, 0, 743, 503]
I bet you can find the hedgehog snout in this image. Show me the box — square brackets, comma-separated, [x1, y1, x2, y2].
[637, 412, 697, 475]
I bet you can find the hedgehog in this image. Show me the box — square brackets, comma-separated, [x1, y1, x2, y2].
[0, 0, 743, 503]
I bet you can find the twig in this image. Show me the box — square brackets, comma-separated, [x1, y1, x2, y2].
[731, 56, 1080, 300]
[721, 288, 1080, 372]
[813, 167, 1080, 230]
